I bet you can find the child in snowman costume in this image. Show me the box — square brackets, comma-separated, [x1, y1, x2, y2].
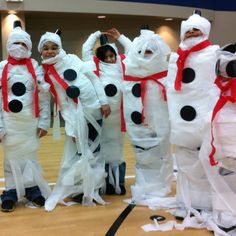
[199, 43, 236, 235]
[166, 11, 220, 220]
[109, 27, 173, 204]
[82, 30, 129, 195]
[0, 22, 51, 212]
[38, 31, 110, 211]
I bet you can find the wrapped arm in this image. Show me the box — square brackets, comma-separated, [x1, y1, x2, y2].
[0, 89, 6, 140]
[77, 56, 108, 106]
[117, 34, 132, 54]
[0, 62, 6, 140]
[35, 64, 51, 131]
[85, 71, 108, 105]
[106, 28, 132, 54]
[82, 31, 102, 61]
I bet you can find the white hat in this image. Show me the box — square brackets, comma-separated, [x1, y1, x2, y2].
[6, 26, 32, 51]
[38, 32, 62, 53]
[180, 14, 211, 41]
[135, 29, 171, 56]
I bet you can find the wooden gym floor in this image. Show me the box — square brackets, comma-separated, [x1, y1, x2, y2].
[0, 129, 212, 236]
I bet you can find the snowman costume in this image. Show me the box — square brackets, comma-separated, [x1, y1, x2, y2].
[141, 14, 233, 235]
[117, 29, 173, 204]
[199, 44, 236, 235]
[0, 27, 51, 204]
[38, 32, 108, 211]
[82, 31, 129, 195]
[166, 13, 220, 219]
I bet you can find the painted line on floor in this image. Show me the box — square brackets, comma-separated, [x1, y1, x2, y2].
[125, 175, 135, 179]
[0, 175, 136, 190]
[105, 203, 136, 236]
[0, 175, 135, 190]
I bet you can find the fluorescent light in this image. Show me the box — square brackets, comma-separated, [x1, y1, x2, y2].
[8, 10, 17, 14]
[97, 15, 106, 19]
[6, 0, 23, 2]
[165, 18, 173, 21]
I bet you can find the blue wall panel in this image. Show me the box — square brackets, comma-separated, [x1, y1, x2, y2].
[105, 0, 236, 11]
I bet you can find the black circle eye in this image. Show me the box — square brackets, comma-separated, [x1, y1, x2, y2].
[63, 69, 77, 81]
[12, 82, 26, 96]
[180, 105, 196, 121]
[131, 111, 142, 125]
[66, 86, 80, 98]
[104, 84, 117, 97]
[8, 100, 23, 113]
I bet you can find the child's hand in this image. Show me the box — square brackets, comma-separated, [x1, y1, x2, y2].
[0, 128, 6, 142]
[101, 104, 111, 118]
[72, 137, 76, 143]
[37, 128, 48, 138]
[106, 28, 121, 40]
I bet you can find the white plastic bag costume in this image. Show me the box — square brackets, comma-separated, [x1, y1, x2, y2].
[142, 13, 223, 234]
[38, 32, 108, 211]
[118, 29, 173, 204]
[199, 45, 236, 235]
[165, 14, 220, 220]
[82, 31, 127, 194]
[0, 27, 51, 202]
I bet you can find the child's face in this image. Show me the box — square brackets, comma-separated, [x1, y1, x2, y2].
[14, 42, 27, 48]
[184, 28, 203, 40]
[104, 50, 116, 63]
[41, 41, 59, 59]
[144, 49, 153, 58]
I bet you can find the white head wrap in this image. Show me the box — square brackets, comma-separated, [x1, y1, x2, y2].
[124, 29, 171, 77]
[180, 14, 211, 41]
[38, 32, 62, 53]
[38, 31, 66, 65]
[7, 26, 32, 59]
[7, 26, 32, 51]
[135, 30, 171, 57]
[106, 43, 119, 55]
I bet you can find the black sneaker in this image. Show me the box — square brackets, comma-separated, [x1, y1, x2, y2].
[119, 185, 126, 195]
[32, 196, 45, 207]
[1, 200, 15, 212]
[72, 194, 84, 203]
[219, 225, 236, 233]
[106, 184, 115, 195]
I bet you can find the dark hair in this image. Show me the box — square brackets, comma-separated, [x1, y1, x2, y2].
[96, 45, 117, 62]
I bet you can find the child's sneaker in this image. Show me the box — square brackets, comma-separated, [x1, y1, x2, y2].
[106, 184, 115, 195]
[32, 196, 45, 207]
[72, 194, 83, 203]
[219, 225, 236, 233]
[119, 185, 126, 195]
[174, 208, 187, 221]
[1, 200, 15, 212]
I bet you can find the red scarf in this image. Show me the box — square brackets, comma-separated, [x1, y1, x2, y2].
[175, 39, 212, 91]
[1, 56, 39, 117]
[42, 64, 78, 112]
[124, 70, 168, 123]
[93, 54, 126, 132]
[209, 76, 236, 166]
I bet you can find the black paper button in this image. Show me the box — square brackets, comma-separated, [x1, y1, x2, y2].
[8, 99, 23, 113]
[66, 85, 80, 98]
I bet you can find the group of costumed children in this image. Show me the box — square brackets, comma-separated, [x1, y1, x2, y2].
[0, 10, 236, 236]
